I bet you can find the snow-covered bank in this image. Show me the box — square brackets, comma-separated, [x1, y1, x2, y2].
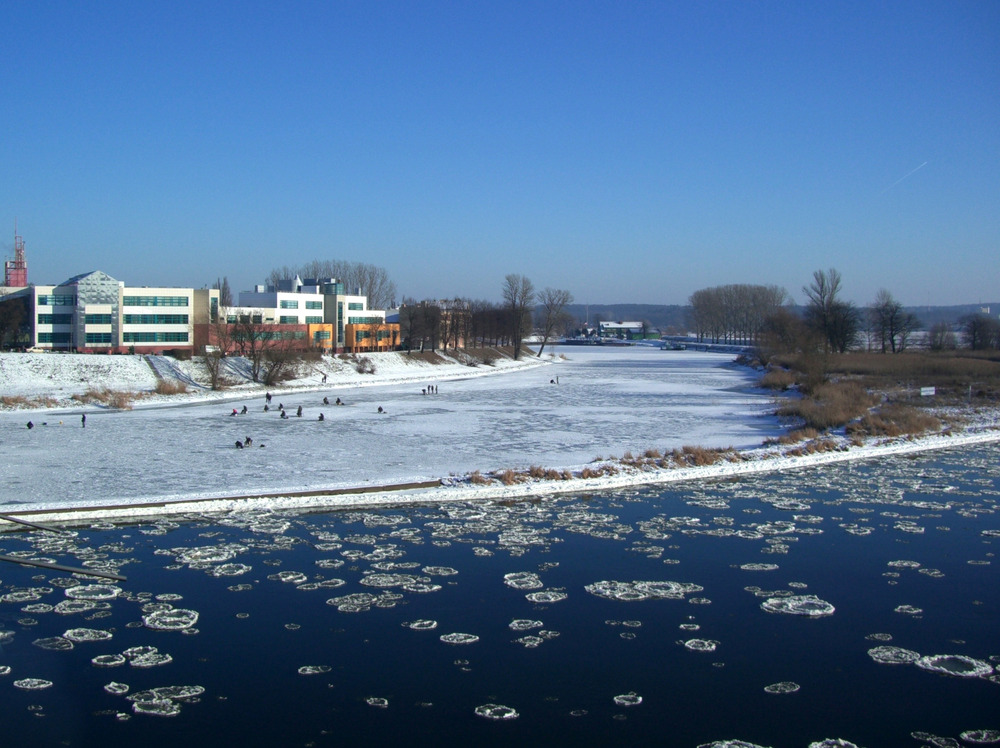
[0, 348, 545, 410]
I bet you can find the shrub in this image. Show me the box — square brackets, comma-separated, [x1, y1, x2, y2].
[777, 381, 876, 430]
[155, 380, 188, 395]
[847, 404, 940, 437]
[1, 395, 31, 409]
[468, 471, 491, 485]
[528, 465, 546, 479]
[354, 356, 376, 375]
[496, 469, 520, 485]
[760, 368, 796, 390]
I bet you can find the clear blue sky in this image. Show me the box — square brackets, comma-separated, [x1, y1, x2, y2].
[2, 1, 997, 307]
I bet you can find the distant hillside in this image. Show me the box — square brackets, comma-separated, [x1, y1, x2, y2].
[543, 302, 999, 334]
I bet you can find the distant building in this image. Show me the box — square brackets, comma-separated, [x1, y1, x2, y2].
[598, 320, 658, 340]
[18, 270, 218, 354]
[227, 276, 399, 353]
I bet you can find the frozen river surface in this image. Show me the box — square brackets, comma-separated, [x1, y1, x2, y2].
[0, 348, 782, 510]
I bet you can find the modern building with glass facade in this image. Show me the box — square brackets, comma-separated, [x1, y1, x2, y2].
[24, 271, 218, 353]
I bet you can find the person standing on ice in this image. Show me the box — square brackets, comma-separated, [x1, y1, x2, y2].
[81, 414, 86, 428]
[296, 405, 302, 417]
[265, 392, 272, 404]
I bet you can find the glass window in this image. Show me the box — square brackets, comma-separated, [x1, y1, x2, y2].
[279, 316, 298, 324]
[305, 301, 323, 309]
[85, 314, 114, 324]
[280, 300, 299, 309]
[348, 302, 364, 310]
[305, 316, 322, 324]
[122, 296, 189, 307]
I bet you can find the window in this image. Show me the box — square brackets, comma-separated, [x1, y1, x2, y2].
[85, 333, 113, 344]
[122, 296, 188, 307]
[38, 332, 71, 344]
[348, 302, 364, 310]
[313, 330, 331, 340]
[122, 332, 189, 343]
[38, 314, 73, 325]
[123, 314, 189, 325]
[305, 301, 323, 309]
[280, 300, 299, 309]
[37, 294, 75, 306]
[279, 316, 299, 324]
[305, 316, 322, 324]
[348, 316, 381, 325]
[85, 314, 113, 324]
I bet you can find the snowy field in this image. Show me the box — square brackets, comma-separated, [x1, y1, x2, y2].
[0, 347, 783, 513]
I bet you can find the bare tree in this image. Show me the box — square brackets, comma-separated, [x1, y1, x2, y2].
[268, 260, 397, 310]
[927, 321, 957, 351]
[960, 314, 1000, 350]
[803, 268, 859, 353]
[212, 277, 233, 307]
[0, 295, 27, 349]
[502, 274, 535, 360]
[536, 288, 573, 356]
[868, 289, 919, 353]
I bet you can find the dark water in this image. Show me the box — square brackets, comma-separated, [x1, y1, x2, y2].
[1, 443, 998, 747]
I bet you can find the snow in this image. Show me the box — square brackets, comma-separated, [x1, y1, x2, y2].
[1, 346, 998, 523]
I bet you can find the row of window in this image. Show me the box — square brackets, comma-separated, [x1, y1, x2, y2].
[38, 332, 71, 343]
[122, 296, 189, 307]
[123, 332, 189, 343]
[86, 314, 114, 325]
[123, 314, 189, 325]
[37, 314, 73, 325]
[85, 333, 113, 344]
[348, 302, 364, 310]
[36, 295, 76, 306]
[348, 317, 383, 325]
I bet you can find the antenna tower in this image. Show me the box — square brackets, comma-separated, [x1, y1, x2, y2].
[5, 223, 27, 287]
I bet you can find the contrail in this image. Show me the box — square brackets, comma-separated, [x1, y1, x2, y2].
[882, 161, 929, 194]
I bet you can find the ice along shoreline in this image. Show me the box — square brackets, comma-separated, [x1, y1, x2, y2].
[7, 423, 999, 527]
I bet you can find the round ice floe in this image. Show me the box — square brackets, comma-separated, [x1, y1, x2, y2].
[175, 545, 243, 565]
[104, 681, 129, 695]
[13, 678, 53, 690]
[151, 685, 204, 701]
[407, 619, 438, 631]
[403, 582, 442, 593]
[440, 633, 479, 645]
[132, 699, 181, 717]
[131, 652, 173, 668]
[64, 584, 121, 600]
[422, 566, 458, 576]
[526, 590, 567, 603]
[516, 635, 544, 648]
[0, 666, 11, 675]
[763, 681, 800, 694]
[808, 741, 860, 748]
[867, 646, 921, 665]
[613, 691, 642, 706]
[696, 741, 771, 748]
[143, 608, 198, 631]
[960, 729, 1000, 744]
[474, 703, 519, 720]
[366, 696, 389, 708]
[268, 571, 309, 585]
[64, 628, 112, 643]
[740, 563, 779, 571]
[360, 573, 424, 588]
[32, 636, 73, 651]
[865, 633, 893, 642]
[93, 654, 127, 667]
[684, 639, 719, 652]
[504, 572, 543, 590]
[210, 563, 252, 577]
[915, 654, 993, 678]
[298, 665, 331, 675]
[21, 603, 53, 614]
[509, 619, 543, 631]
[760, 595, 834, 617]
[894, 604, 923, 615]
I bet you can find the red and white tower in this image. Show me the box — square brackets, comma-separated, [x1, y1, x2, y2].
[4, 225, 27, 287]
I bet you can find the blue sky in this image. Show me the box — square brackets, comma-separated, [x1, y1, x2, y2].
[2, 1, 997, 307]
